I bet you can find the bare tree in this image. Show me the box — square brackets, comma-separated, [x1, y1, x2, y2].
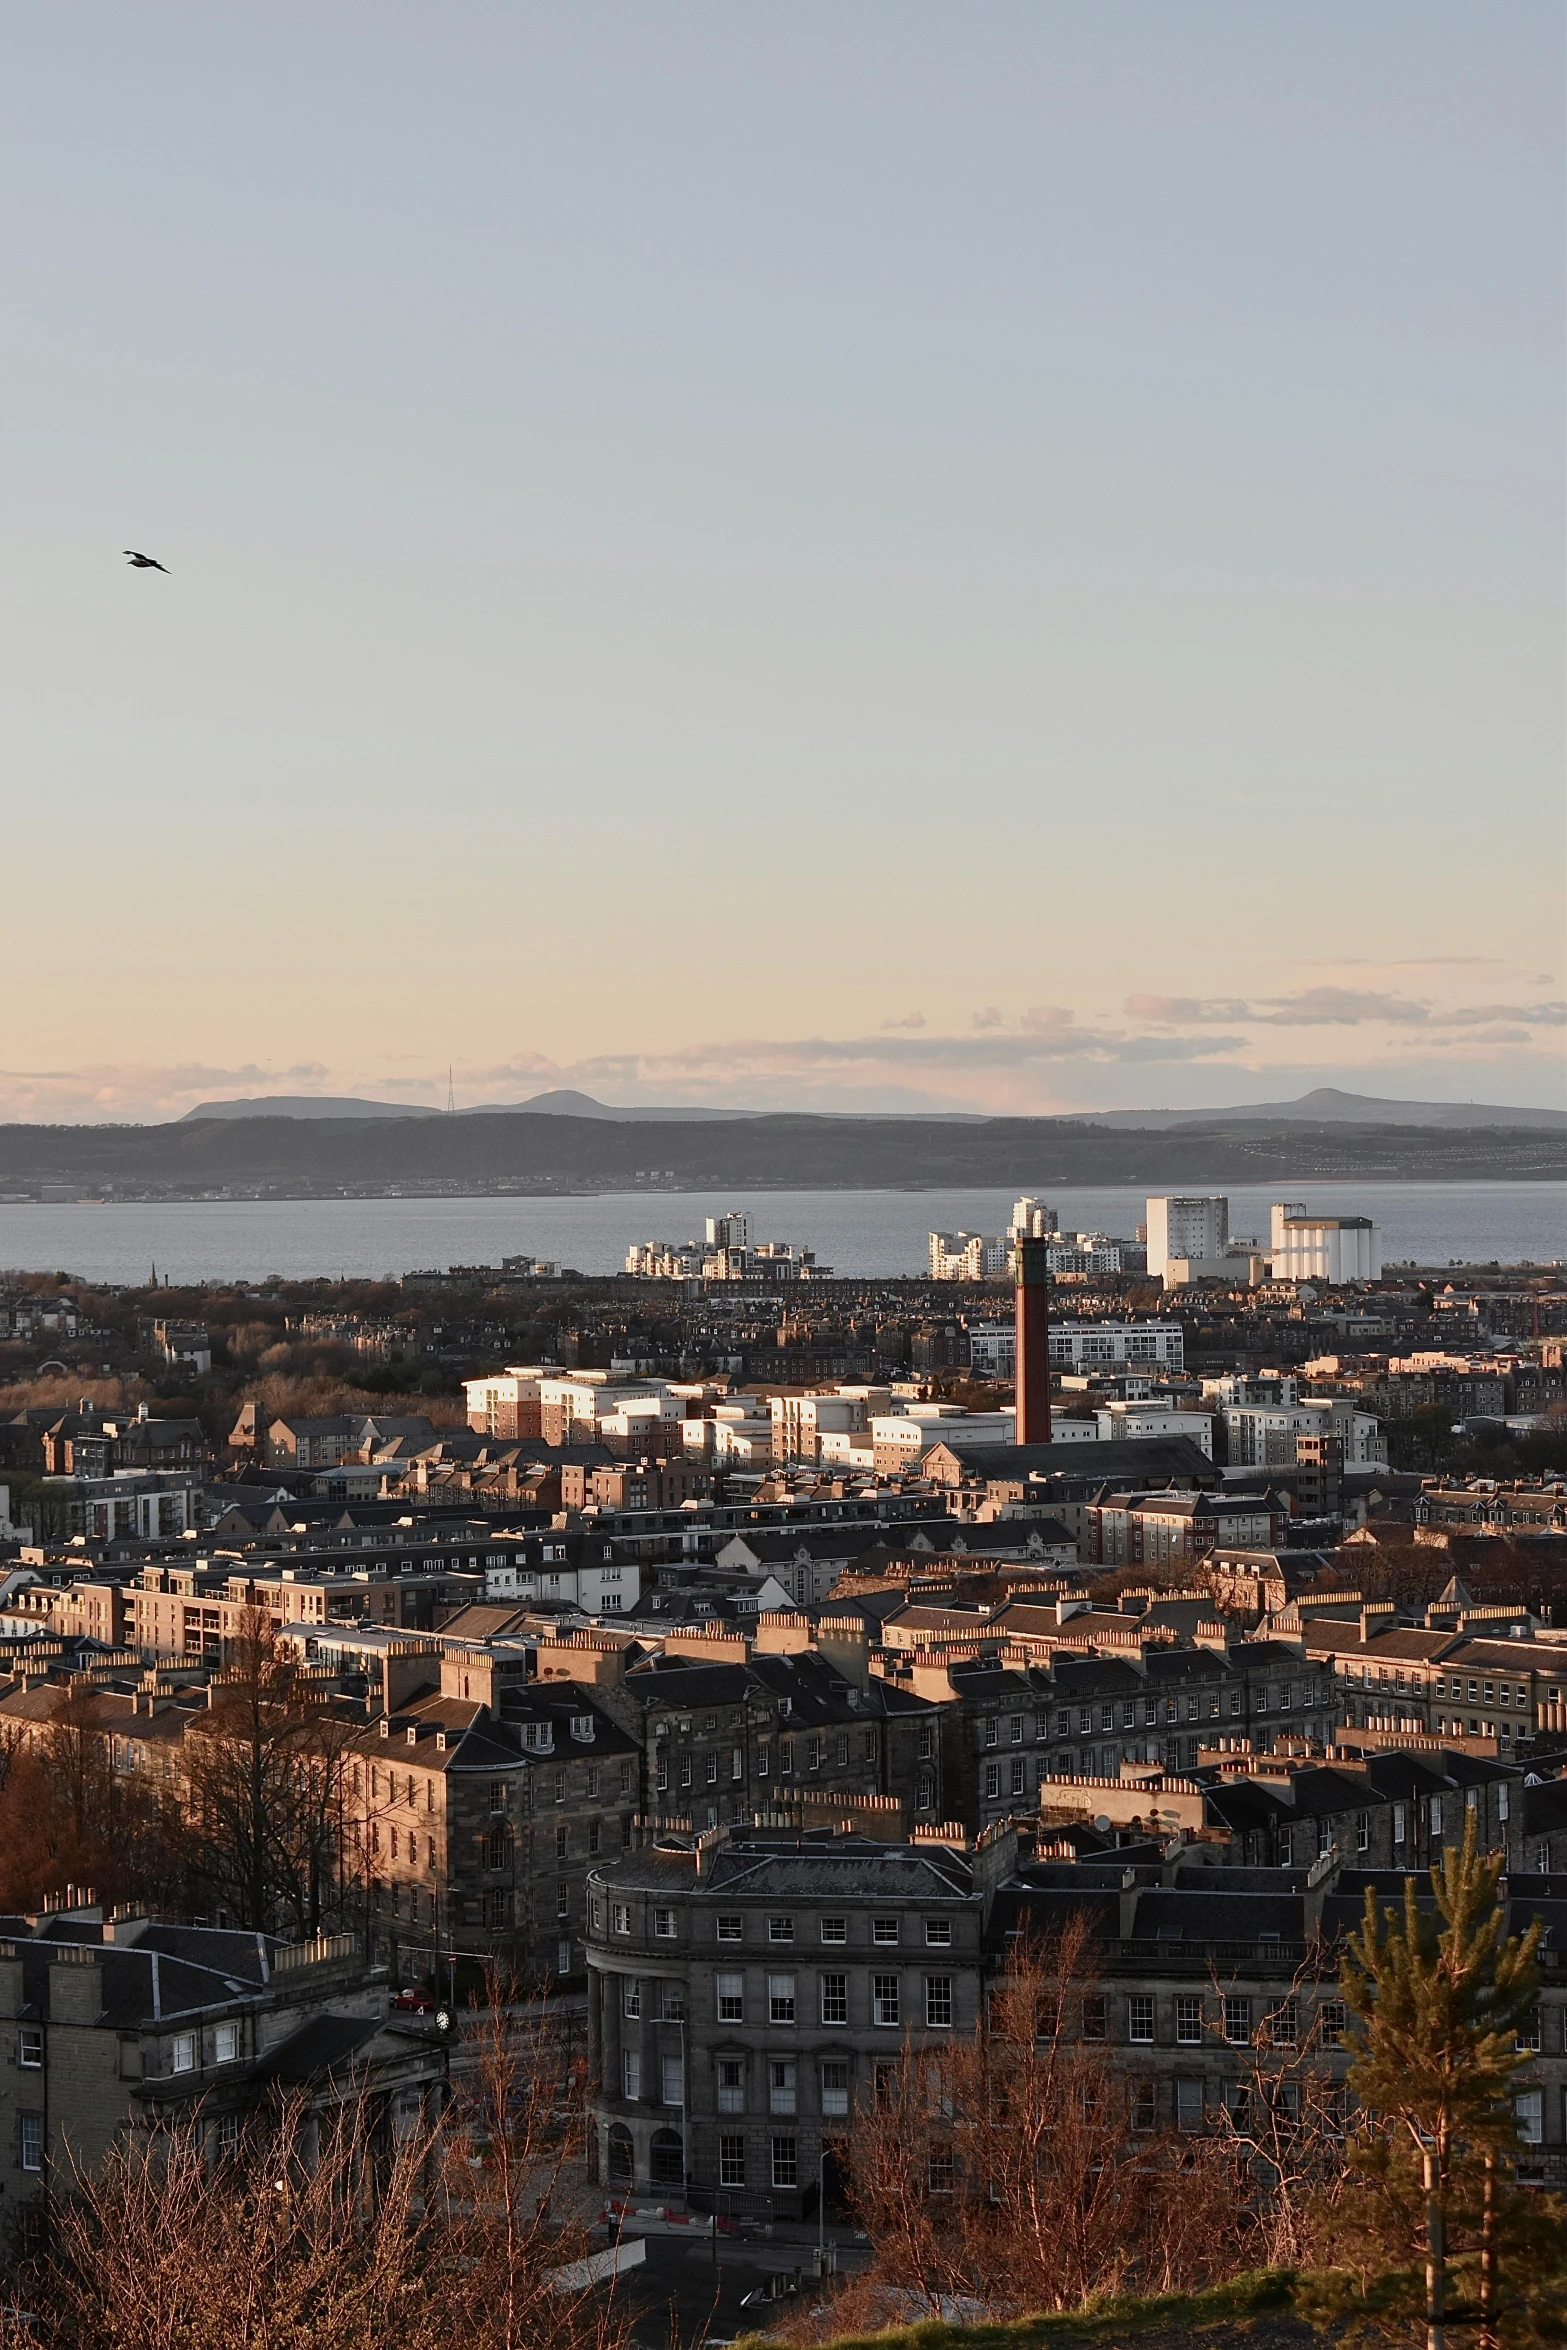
[183, 1607, 357, 1934]
[9, 1980, 634, 2350]
[429, 1967, 628, 2350]
[1197, 1960, 1354, 2273]
[831, 1914, 1236, 2325]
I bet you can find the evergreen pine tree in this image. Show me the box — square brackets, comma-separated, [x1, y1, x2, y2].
[1318, 1811, 1560, 2349]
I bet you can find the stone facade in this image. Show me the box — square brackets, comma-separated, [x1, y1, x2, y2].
[0, 1911, 444, 2237]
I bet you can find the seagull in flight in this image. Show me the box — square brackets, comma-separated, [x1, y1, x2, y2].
[124, 550, 169, 572]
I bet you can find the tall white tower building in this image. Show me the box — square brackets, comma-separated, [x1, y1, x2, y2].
[1145, 1195, 1230, 1285]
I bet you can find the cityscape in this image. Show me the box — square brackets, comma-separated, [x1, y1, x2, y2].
[4, 4, 1563, 2346]
[2, 1174, 1566, 2338]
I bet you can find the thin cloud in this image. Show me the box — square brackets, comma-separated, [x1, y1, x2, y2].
[0, 1061, 332, 1121]
[880, 1011, 927, 1030]
[1121, 988, 1430, 1026]
[1123, 994, 1250, 1024]
[1126, 987, 1450, 1028]
[1254, 987, 1432, 1026]
[1441, 1000, 1566, 1028]
[567, 1028, 1249, 1077]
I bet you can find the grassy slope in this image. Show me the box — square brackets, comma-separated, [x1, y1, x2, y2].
[732, 2271, 1329, 2350]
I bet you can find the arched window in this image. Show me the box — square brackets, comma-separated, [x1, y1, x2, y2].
[649, 2128, 684, 2190]
[607, 2125, 634, 2185]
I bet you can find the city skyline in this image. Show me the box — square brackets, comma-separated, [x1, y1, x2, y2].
[4, 4, 1562, 1125]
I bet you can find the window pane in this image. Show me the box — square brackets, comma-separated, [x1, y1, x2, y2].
[717, 2059, 745, 2115]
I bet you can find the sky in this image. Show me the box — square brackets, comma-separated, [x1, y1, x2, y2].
[2, 2, 1562, 1124]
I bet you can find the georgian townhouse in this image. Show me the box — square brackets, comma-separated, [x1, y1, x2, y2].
[585, 1826, 996, 2215]
[0, 1912, 445, 2232]
[1201, 1746, 1527, 1873]
[347, 1664, 639, 1983]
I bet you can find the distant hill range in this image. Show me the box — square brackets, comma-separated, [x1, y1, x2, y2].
[1092, 1087, 1566, 1133]
[180, 1088, 746, 1123]
[180, 1084, 1564, 1131]
[3, 1089, 1561, 1196]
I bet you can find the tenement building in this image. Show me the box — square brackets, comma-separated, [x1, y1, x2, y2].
[585, 1826, 1007, 2214]
[0, 1905, 446, 2235]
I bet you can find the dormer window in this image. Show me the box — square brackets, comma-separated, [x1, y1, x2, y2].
[571, 1715, 596, 1744]
[406, 1726, 418, 1746]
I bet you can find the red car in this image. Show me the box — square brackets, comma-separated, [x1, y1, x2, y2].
[392, 1986, 437, 2014]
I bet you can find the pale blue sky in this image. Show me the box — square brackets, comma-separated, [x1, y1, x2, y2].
[2, 3, 1562, 1119]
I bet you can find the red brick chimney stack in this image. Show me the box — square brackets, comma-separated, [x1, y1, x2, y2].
[1013, 1234, 1052, 1446]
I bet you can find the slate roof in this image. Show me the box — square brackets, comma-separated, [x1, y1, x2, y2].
[748, 1650, 897, 1723]
[1130, 1886, 1306, 1941]
[698, 1841, 972, 1902]
[1041, 1653, 1148, 1696]
[0, 1938, 276, 2028]
[252, 2013, 382, 2084]
[620, 1659, 756, 1707]
[928, 1437, 1217, 1483]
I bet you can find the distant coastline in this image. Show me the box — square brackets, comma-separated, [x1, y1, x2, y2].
[0, 1108, 1560, 1208]
[0, 1179, 1559, 1286]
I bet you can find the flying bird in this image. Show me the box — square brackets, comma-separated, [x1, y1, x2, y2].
[123, 550, 168, 571]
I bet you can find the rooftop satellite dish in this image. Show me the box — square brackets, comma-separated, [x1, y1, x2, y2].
[1094, 1814, 1112, 1833]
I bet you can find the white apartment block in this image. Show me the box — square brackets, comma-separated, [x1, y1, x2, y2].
[769, 1388, 891, 1465]
[1093, 1403, 1215, 1455]
[1048, 1321, 1186, 1372]
[1008, 1197, 1060, 1239]
[932, 1223, 1122, 1280]
[483, 1553, 640, 1613]
[710, 1404, 774, 1466]
[463, 1363, 560, 1434]
[967, 1323, 1016, 1376]
[869, 1400, 1019, 1457]
[1269, 1202, 1382, 1285]
[1047, 1235, 1125, 1274]
[1223, 1399, 1387, 1468]
[626, 1218, 825, 1281]
[1144, 1194, 1238, 1285]
[929, 1230, 1011, 1280]
[624, 1242, 705, 1278]
[817, 1430, 877, 1472]
[870, 1405, 1015, 1469]
[1204, 1373, 1300, 1408]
